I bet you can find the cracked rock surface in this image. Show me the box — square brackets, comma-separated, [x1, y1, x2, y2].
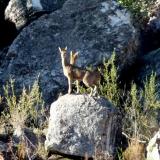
[45, 94, 120, 158]
[0, 0, 139, 103]
[5, 0, 67, 29]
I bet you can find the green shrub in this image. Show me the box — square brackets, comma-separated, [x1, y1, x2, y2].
[2, 78, 45, 130]
[118, 0, 154, 14]
[78, 51, 120, 107]
[99, 51, 120, 107]
[118, 0, 155, 26]
[0, 78, 48, 159]
[123, 72, 160, 140]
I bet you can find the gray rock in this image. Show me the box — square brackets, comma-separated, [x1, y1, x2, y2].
[45, 94, 120, 158]
[1, 0, 139, 103]
[147, 129, 160, 160]
[5, 0, 66, 29]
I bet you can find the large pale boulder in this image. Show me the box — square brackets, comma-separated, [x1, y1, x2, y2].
[5, 0, 66, 29]
[0, 0, 139, 103]
[45, 94, 120, 158]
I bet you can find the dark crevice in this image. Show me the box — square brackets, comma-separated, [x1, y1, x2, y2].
[25, 10, 51, 27]
[0, 0, 18, 49]
[118, 56, 145, 89]
[48, 150, 93, 160]
[0, 20, 17, 49]
[140, 28, 160, 54]
[0, 0, 10, 15]
[119, 25, 160, 87]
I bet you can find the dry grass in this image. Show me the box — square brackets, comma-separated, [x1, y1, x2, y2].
[17, 140, 26, 160]
[123, 139, 145, 160]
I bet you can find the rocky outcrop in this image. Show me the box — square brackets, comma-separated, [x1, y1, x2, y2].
[5, 0, 67, 29]
[147, 130, 160, 160]
[45, 94, 120, 158]
[0, 0, 139, 103]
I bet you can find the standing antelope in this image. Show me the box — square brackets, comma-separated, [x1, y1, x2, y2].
[59, 47, 101, 96]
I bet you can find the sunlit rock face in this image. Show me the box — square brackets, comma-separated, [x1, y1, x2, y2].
[45, 94, 120, 158]
[5, 0, 66, 29]
[1, 0, 139, 103]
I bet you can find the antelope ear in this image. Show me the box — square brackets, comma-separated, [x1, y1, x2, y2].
[75, 52, 79, 57]
[65, 46, 67, 50]
[58, 47, 61, 52]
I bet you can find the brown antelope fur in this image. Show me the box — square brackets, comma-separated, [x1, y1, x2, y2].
[70, 51, 81, 93]
[59, 47, 101, 95]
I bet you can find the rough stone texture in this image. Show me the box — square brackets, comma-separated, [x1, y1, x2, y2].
[5, 0, 66, 29]
[45, 94, 120, 158]
[1, 0, 139, 103]
[147, 130, 160, 160]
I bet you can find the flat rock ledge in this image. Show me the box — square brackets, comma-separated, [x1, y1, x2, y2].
[45, 94, 120, 158]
